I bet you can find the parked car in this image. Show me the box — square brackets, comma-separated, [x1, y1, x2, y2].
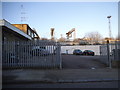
[31, 46, 50, 56]
[73, 49, 83, 55]
[83, 50, 94, 56]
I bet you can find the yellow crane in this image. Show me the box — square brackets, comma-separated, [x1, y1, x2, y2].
[51, 28, 55, 40]
[66, 28, 76, 40]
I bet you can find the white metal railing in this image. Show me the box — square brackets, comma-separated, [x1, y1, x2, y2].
[2, 41, 62, 69]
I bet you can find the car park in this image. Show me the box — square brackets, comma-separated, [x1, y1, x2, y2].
[73, 49, 83, 55]
[83, 50, 94, 56]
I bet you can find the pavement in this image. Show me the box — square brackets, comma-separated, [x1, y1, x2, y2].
[2, 68, 119, 84]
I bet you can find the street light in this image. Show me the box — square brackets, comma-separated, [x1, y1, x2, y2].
[107, 16, 112, 39]
[107, 16, 112, 68]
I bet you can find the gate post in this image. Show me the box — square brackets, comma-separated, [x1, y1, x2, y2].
[59, 43, 62, 69]
[107, 40, 111, 68]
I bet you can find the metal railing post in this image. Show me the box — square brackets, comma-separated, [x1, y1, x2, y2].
[58, 43, 62, 69]
[107, 40, 111, 68]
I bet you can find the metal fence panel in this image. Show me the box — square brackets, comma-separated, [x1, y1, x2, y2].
[100, 41, 120, 66]
[2, 41, 62, 69]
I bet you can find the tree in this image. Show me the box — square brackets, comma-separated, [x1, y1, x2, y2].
[41, 38, 49, 41]
[85, 31, 103, 45]
[116, 35, 120, 40]
[73, 38, 80, 42]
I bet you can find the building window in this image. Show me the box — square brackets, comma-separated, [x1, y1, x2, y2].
[28, 29, 31, 36]
[31, 32, 34, 38]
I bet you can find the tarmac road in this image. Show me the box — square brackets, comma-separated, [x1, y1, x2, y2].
[3, 81, 119, 88]
[62, 55, 107, 69]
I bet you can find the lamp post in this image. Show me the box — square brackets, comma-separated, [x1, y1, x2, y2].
[107, 16, 112, 39]
[107, 16, 112, 68]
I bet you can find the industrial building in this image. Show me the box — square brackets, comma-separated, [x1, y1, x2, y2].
[0, 19, 40, 42]
[12, 24, 40, 40]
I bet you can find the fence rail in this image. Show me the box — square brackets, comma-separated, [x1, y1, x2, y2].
[100, 41, 120, 66]
[2, 41, 62, 69]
